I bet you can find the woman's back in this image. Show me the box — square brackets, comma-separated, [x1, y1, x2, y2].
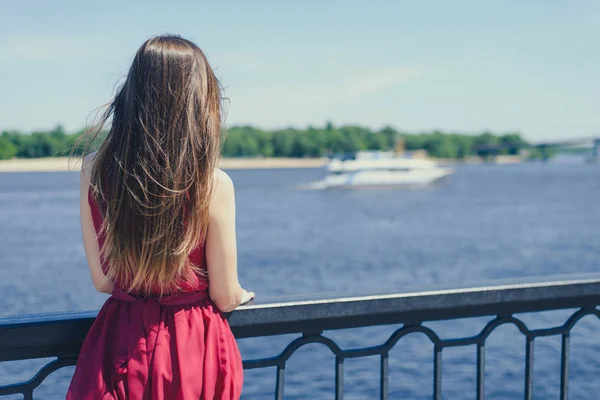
[66, 35, 253, 400]
[87, 186, 209, 295]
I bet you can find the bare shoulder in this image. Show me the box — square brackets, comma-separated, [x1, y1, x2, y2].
[214, 169, 234, 194]
[81, 152, 98, 180]
[210, 169, 235, 212]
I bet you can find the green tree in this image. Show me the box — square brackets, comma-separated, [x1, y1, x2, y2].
[499, 133, 526, 155]
[50, 124, 67, 140]
[290, 133, 312, 157]
[403, 133, 429, 152]
[366, 132, 388, 150]
[303, 127, 326, 157]
[324, 128, 347, 154]
[473, 132, 500, 160]
[340, 126, 369, 152]
[453, 135, 475, 159]
[0, 125, 535, 161]
[421, 131, 457, 158]
[0, 136, 17, 160]
[223, 126, 265, 157]
[272, 129, 296, 157]
[379, 126, 398, 149]
[254, 129, 274, 157]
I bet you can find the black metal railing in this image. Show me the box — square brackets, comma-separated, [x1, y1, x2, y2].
[2, 275, 600, 399]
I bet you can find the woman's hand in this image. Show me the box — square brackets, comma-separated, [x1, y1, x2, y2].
[240, 288, 255, 305]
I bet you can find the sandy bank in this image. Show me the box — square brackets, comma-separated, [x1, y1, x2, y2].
[0, 154, 523, 173]
[0, 157, 327, 173]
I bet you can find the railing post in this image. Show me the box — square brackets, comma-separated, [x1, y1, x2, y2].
[524, 337, 534, 400]
[476, 341, 485, 400]
[380, 352, 388, 400]
[433, 345, 442, 400]
[335, 355, 344, 400]
[275, 364, 285, 400]
[560, 333, 570, 400]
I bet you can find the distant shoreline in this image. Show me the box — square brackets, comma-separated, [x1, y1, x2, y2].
[0, 154, 526, 173]
[0, 157, 328, 173]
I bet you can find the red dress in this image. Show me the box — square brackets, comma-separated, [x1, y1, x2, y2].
[66, 192, 243, 400]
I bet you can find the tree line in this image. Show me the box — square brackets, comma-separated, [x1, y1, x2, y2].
[0, 123, 548, 161]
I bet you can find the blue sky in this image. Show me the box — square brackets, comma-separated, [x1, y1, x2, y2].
[0, 0, 598, 141]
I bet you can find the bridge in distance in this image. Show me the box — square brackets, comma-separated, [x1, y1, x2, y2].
[473, 136, 599, 162]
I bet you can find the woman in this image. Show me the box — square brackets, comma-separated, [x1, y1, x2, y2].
[67, 35, 254, 399]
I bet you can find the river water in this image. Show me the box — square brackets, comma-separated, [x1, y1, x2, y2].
[0, 161, 599, 399]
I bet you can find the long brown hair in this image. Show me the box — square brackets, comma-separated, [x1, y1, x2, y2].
[82, 35, 222, 295]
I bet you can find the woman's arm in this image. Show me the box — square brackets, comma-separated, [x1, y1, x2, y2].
[206, 169, 254, 312]
[80, 154, 114, 294]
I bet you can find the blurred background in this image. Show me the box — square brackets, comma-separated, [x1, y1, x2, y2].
[0, 1, 599, 399]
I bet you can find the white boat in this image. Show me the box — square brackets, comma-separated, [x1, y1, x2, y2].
[316, 151, 454, 189]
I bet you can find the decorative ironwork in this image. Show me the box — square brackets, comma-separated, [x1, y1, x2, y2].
[2, 276, 600, 399]
[0, 357, 76, 400]
[241, 307, 599, 400]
